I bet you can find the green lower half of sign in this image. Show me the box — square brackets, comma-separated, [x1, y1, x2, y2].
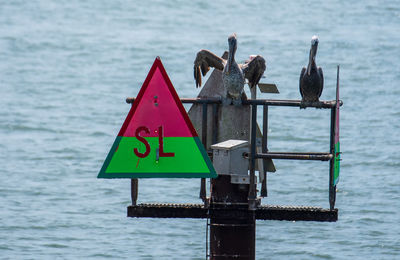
[98, 136, 216, 178]
[334, 142, 340, 185]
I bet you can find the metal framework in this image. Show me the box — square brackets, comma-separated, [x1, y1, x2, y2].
[126, 95, 342, 259]
[126, 97, 342, 214]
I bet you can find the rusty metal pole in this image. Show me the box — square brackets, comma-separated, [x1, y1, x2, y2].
[200, 103, 208, 203]
[248, 104, 257, 210]
[209, 100, 257, 259]
[131, 179, 138, 206]
[209, 176, 255, 259]
[261, 105, 268, 197]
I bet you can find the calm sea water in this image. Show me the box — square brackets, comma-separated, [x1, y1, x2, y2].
[1, 0, 399, 259]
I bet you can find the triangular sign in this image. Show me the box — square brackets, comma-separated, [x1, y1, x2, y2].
[98, 57, 217, 178]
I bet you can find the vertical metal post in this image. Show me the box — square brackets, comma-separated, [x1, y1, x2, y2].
[209, 101, 256, 259]
[206, 217, 209, 259]
[201, 103, 208, 145]
[248, 104, 257, 210]
[200, 103, 208, 202]
[329, 107, 336, 210]
[212, 103, 218, 145]
[261, 105, 268, 197]
[208, 103, 218, 259]
[131, 179, 138, 206]
[210, 176, 255, 260]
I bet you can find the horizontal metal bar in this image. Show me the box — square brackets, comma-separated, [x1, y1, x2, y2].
[125, 97, 342, 108]
[264, 152, 332, 155]
[182, 97, 221, 104]
[256, 205, 338, 222]
[127, 203, 207, 219]
[127, 203, 338, 222]
[241, 99, 342, 108]
[254, 152, 332, 161]
[126, 97, 222, 104]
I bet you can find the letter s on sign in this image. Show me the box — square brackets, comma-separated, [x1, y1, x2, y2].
[134, 126, 151, 158]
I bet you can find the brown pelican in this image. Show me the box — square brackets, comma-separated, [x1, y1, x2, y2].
[194, 33, 266, 105]
[299, 35, 324, 107]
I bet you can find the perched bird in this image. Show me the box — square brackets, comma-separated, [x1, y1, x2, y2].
[299, 35, 324, 106]
[194, 33, 266, 105]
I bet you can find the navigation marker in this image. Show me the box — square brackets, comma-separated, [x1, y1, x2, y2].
[98, 57, 217, 178]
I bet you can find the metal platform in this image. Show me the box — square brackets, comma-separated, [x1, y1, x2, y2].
[127, 203, 338, 222]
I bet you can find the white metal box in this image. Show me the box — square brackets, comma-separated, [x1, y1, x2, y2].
[211, 140, 249, 176]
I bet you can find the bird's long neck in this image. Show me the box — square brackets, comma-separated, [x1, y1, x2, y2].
[307, 44, 317, 76]
[226, 43, 236, 74]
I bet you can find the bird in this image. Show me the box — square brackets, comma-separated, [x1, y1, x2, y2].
[299, 35, 324, 107]
[194, 33, 266, 105]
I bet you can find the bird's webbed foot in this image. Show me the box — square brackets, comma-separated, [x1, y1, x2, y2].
[299, 100, 308, 109]
[222, 97, 233, 106]
[314, 100, 323, 109]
